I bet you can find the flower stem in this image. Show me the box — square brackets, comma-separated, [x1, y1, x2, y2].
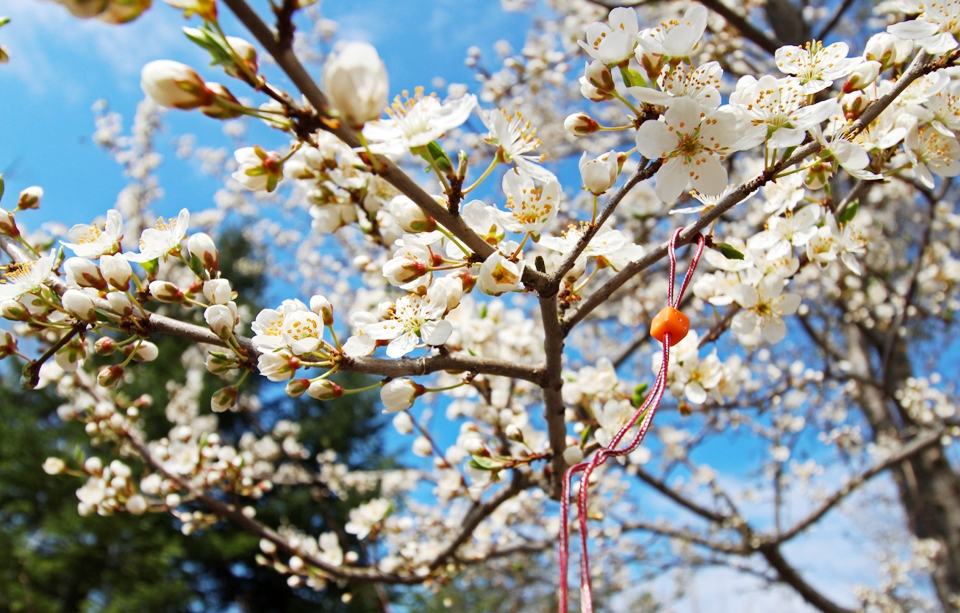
[462, 158, 498, 194]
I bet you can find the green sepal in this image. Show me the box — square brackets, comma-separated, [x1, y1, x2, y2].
[714, 243, 745, 260]
[20, 361, 38, 390]
[838, 199, 859, 226]
[183, 25, 234, 70]
[419, 141, 453, 173]
[188, 253, 207, 279]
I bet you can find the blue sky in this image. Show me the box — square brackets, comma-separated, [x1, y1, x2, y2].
[0, 1, 929, 609]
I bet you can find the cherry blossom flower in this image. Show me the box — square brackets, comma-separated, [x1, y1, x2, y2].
[0, 253, 54, 301]
[61, 210, 124, 259]
[579, 7, 639, 64]
[627, 61, 722, 110]
[888, 0, 960, 55]
[635, 97, 742, 203]
[126, 209, 190, 263]
[728, 75, 839, 148]
[344, 498, 391, 540]
[653, 331, 723, 404]
[731, 276, 801, 345]
[497, 169, 562, 235]
[359, 279, 460, 358]
[904, 123, 960, 187]
[540, 227, 643, 273]
[806, 211, 867, 274]
[477, 251, 524, 295]
[251, 299, 310, 354]
[747, 205, 822, 257]
[775, 41, 861, 94]
[363, 90, 477, 156]
[480, 108, 554, 181]
[636, 5, 708, 59]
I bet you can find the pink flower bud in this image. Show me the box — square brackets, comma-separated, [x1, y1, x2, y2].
[285, 378, 311, 398]
[97, 364, 125, 388]
[564, 112, 599, 137]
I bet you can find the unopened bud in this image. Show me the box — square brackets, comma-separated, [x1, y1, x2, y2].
[100, 254, 133, 291]
[307, 379, 344, 400]
[97, 364, 125, 388]
[106, 291, 134, 317]
[62, 289, 97, 322]
[285, 378, 311, 398]
[17, 186, 43, 210]
[504, 423, 523, 442]
[0, 330, 17, 358]
[310, 295, 334, 326]
[865, 32, 898, 71]
[65, 257, 107, 290]
[843, 61, 881, 93]
[187, 232, 220, 272]
[0, 208, 18, 237]
[124, 341, 159, 363]
[205, 351, 236, 375]
[149, 280, 184, 303]
[564, 112, 599, 137]
[1, 299, 27, 321]
[211, 386, 239, 412]
[95, 337, 118, 356]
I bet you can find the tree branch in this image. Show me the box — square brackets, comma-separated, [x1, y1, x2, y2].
[539, 293, 568, 500]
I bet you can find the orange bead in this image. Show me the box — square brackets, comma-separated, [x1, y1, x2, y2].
[650, 306, 690, 346]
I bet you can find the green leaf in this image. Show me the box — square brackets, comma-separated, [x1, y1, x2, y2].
[0, 17, 10, 28]
[422, 141, 453, 172]
[0, 173, 5, 203]
[838, 199, 859, 226]
[619, 66, 646, 88]
[714, 243, 745, 260]
[468, 455, 510, 470]
[579, 425, 592, 446]
[631, 382, 649, 408]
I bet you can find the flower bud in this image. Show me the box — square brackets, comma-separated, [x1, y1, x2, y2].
[105, 291, 133, 317]
[204, 304, 237, 340]
[66, 257, 107, 290]
[1, 299, 27, 321]
[387, 195, 436, 233]
[226, 36, 258, 76]
[97, 0, 151, 24]
[95, 337, 117, 356]
[380, 378, 422, 413]
[285, 378, 311, 398]
[392, 411, 414, 435]
[578, 150, 619, 195]
[205, 351, 236, 375]
[0, 330, 18, 359]
[843, 61, 882, 93]
[321, 41, 390, 128]
[211, 386, 238, 412]
[149, 280, 184, 303]
[412, 436, 433, 457]
[579, 76, 611, 102]
[62, 289, 97, 322]
[0, 208, 19, 237]
[43, 457, 66, 475]
[307, 379, 345, 400]
[100, 254, 132, 290]
[584, 60, 615, 92]
[202, 279, 232, 305]
[125, 341, 159, 363]
[84, 457, 103, 474]
[126, 494, 148, 515]
[310, 294, 334, 326]
[232, 146, 284, 193]
[504, 423, 523, 442]
[199, 82, 244, 120]
[564, 112, 599, 137]
[140, 60, 214, 110]
[17, 186, 43, 210]
[865, 32, 898, 71]
[563, 445, 584, 465]
[188, 232, 220, 272]
[98, 364, 125, 388]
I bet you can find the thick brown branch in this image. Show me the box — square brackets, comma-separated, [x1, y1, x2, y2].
[539, 293, 568, 500]
[757, 544, 855, 613]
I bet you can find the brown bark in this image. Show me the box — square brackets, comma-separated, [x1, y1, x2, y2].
[847, 325, 960, 611]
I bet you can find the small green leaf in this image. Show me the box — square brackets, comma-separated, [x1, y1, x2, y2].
[188, 253, 207, 279]
[631, 382, 649, 408]
[468, 455, 510, 470]
[0, 173, 5, 202]
[423, 141, 453, 172]
[714, 243, 745, 260]
[579, 425, 592, 446]
[838, 199, 859, 226]
[619, 66, 646, 88]
[0, 17, 10, 28]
